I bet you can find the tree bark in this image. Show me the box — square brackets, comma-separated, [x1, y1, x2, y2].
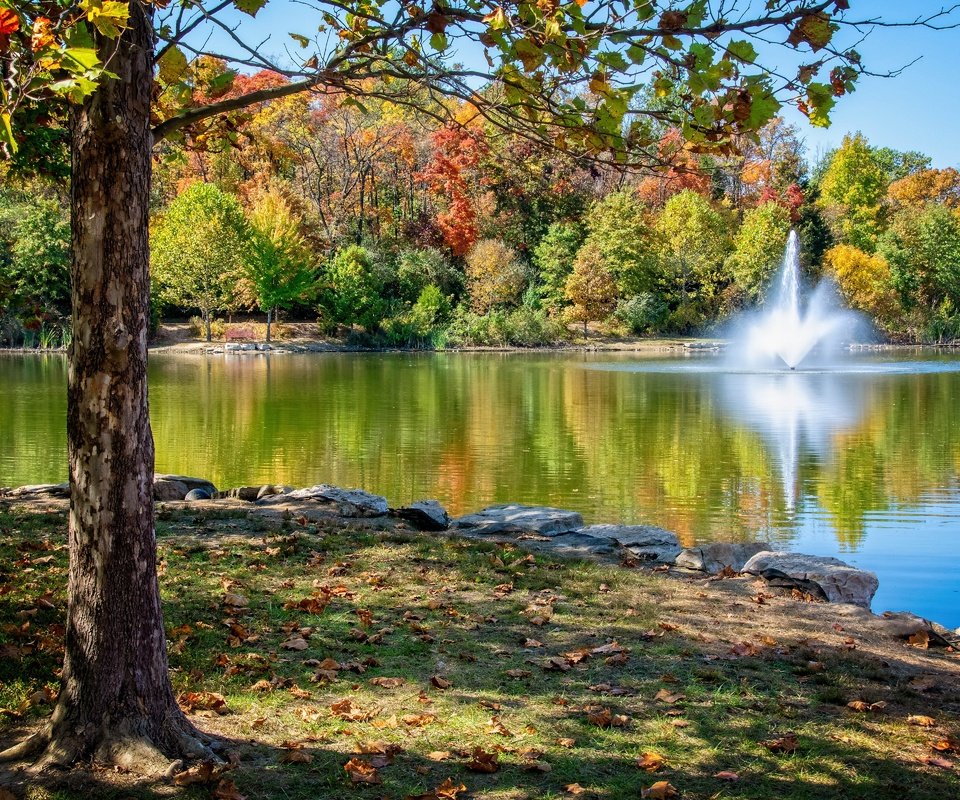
[0, 2, 213, 773]
[266, 308, 272, 342]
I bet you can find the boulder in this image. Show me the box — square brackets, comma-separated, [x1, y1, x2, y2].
[577, 524, 680, 562]
[184, 488, 213, 501]
[7, 483, 70, 498]
[256, 484, 291, 501]
[393, 499, 450, 531]
[153, 479, 189, 501]
[451, 504, 584, 537]
[540, 532, 621, 559]
[286, 484, 388, 517]
[741, 551, 879, 607]
[155, 474, 217, 496]
[674, 541, 771, 574]
[216, 486, 263, 501]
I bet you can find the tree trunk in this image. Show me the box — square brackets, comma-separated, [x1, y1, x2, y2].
[204, 309, 212, 342]
[0, 2, 213, 773]
[266, 308, 272, 342]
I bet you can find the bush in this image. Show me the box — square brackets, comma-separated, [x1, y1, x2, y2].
[189, 316, 226, 340]
[395, 248, 461, 301]
[465, 239, 528, 313]
[444, 305, 566, 347]
[613, 293, 669, 335]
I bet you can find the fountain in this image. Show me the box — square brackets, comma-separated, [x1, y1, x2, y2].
[729, 231, 864, 370]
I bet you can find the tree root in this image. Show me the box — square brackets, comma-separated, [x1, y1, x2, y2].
[0, 716, 221, 779]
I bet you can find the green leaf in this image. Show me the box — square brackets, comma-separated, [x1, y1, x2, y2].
[289, 32, 310, 48]
[429, 31, 447, 51]
[157, 46, 189, 85]
[598, 51, 628, 72]
[234, 0, 267, 18]
[80, 0, 129, 39]
[60, 48, 102, 74]
[746, 86, 780, 129]
[0, 112, 16, 154]
[805, 82, 836, 127]
[726, 39, 757, 64]
[626, 44, 646, 65]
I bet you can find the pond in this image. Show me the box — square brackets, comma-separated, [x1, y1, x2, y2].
[1, 349, 958, 627]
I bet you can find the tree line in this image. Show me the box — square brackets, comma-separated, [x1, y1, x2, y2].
[2, 70, 958, 347]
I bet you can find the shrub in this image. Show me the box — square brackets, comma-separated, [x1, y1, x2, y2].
[444, 305, 566, 347]
[613, 293, 669, 335]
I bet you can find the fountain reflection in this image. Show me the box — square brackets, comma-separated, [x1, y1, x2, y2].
[717, 371, 866, 511]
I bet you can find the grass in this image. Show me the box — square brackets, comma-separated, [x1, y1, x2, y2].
[1, 503, 958, 800]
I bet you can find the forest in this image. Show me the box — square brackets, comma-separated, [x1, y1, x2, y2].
[1, 62, 958, 349]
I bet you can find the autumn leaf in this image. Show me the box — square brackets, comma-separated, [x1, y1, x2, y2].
[0, 10, 19, 36]
[214, 778, 247, 800]
[371, 676, 406, 689]
[505, 668, 531, 678]
[279, 749, 313, 764]
[918, 755, 954, 769]
[587, 707, 612, 728]
[908, 715, 937, 727]
[431, 674, 452, 689]
[466, 746, 499, 773]
[427, 750, 452, 761]
[331, 699, 379, 722]
[487, 716, 513, 736]
[763, 732, 799, 753]
[714, 770, 740, 781]
[637, 752, 666, 772]
[281, 636, 308, 651]
[565, 784, 588, 795]
[178, 691, 229, 714]
[847, 700, 887, 712]
[641, 780, 678, 799]
[223, 593, 248, 608]
[654, 689, 684, 705]
[344, 757, 382, 784]
[402, 713, 436, 727]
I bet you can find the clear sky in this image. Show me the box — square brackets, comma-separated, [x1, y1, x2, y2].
[776, 1, 960, 168]
[194, 1, 960, 168]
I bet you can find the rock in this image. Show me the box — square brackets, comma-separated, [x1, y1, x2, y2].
[578, 524, 680, 563]
[256, 484, 291, 501]
[7, 483, 70, 498]
[451, 504, 584, 537]
[674, 541, 771, 574]
[741, 551, 879, 607]
[153, 479, 189, 501]
[184, 488, 213, 501]
[155, 474, 217, 496]
[215, 486, 263, 502]
[393, 499, 450, 531]
[286, 484, 388, 517]
[540, 532, 621, 559]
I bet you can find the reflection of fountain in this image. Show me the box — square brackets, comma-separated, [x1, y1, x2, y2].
[729, 231, 864, 369]
[718, 373, 865, 511]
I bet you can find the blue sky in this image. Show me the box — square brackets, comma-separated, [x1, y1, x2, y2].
[193, 1, 960, 168]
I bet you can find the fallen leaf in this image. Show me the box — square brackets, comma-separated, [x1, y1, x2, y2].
[763, 732, 798, 753]
[281, 636, 309, 651]
[565, 783, 588, 795]
[714, 770, 740, 781]
[427, 750, 452, 761]
[919, 755, 954, 769]
[344, 757, 382, 784]
[487, 716, 513, 736]
[431, 675, 452, 690]
[641, 780, 678, 799]
[908, 715, 937, 727]
[223, 593, 248, 608]
[637, 752, 666, 772]
[505, 669, 532, 679]
[587, 707, 612, 728]
[214, 778, 247, 800]
[654, 689, 684, 705]
[909, 630, 931, 649]
[178, 691, 228, 714]
[279, 749, 313, 764]
[466, 746, 499, 773]
[402, 713, 436, 727]
[557, 737, 576, 748]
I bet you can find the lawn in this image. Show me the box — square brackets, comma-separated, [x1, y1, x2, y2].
[1, 503, 958, 799]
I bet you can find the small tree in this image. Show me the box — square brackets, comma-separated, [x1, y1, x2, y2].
[533, 221, 585, 310]
[582, 190, 657, 296]
[564, 240, 618, 335]
[0, 193, 70, 313]
[824, 244, 898, 329]
[324, 245, 386, 329]
[465, 239, 527, 314]
[152, 183, 250, 341]
[726, 202, 792, 300]
[247, 190, 317, 342]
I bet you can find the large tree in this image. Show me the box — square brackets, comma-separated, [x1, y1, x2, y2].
[0, 0, 955, 776]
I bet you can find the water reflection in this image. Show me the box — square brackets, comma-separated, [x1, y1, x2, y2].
[717, 371, 867, 512]
[1, 351, 959, 624]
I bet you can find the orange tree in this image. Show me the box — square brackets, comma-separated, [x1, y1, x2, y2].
[0, 0, 955, 775]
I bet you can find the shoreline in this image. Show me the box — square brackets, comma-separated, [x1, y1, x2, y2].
[4, 479, 958, 639]
[2, 337, 960, 357]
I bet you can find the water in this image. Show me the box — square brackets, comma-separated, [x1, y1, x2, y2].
[1, 349, 958, 627]
[730, 231, 865, 369]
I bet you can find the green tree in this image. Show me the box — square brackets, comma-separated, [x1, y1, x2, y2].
[0, 0, 930, 774]
[582, 191, 656, 296]
[564, 240, 618, 335]
[152, 183, 250, 341]
[247, 190, 317, 342]
[0, 193, 70, 312]
[818, 133, 887, 251]
[655, 190, 730, 327]
[532, 221, 585, 310]
[726, 202, 791, 300]
[324, 245, 386, 329]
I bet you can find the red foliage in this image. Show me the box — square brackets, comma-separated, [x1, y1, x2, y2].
[755, 182, 805, 222]
[418, 123, 489, 255]
[636, 129, 712, 206]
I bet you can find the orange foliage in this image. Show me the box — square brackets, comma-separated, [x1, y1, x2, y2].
[636, 129, 712, 207]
